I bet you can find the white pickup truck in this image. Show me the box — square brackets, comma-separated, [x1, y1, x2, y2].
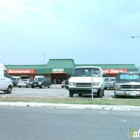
[0, 63, 13, 94]
[68, 66, 105, 98]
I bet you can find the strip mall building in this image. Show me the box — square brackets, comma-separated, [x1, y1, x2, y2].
[5, 59, 139, 84]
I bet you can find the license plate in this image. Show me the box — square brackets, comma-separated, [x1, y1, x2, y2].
[130, 92, 137, 96]
[93, 89, 97, 92]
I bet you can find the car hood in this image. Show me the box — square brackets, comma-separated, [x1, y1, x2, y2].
[69, 77, 101, 83]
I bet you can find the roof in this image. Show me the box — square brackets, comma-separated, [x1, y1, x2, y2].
[45, 59, 75, 73]
[5, 65, 46, 69]
[4, 59, 139, 74]
[75, 64, 138, 72]
[74, 66, 102, 69]
[46, 59, 75, 68]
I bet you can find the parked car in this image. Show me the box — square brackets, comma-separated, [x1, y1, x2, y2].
[17, 79, 32, 88]
[31, 77, 51, 88]
[11, 77, 19, 86]
[114, 72, 140, 97]
[104, 77, 115, 89]
[61, 80, 69, 89]
[68, 66, 104, 97]
[61, 80, 66, 88]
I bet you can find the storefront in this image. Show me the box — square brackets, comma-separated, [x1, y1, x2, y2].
[5, 59, 139, 84]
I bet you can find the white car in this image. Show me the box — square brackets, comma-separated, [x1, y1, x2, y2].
[17, 79, 32, 88]
[68, 66, 104, 97]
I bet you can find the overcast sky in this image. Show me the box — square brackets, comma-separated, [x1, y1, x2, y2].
[0, 0, 140, 67]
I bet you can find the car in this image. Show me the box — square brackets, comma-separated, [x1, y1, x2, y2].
[61, 80, 66, 88]
[114, 72, 140, 97]
[11, 77, 19, 86]
[17, 79, 32, 88]
[31, 77, 51, 88]
[104, 77, 115, 89]
[61, 80, 69, 89]
[68, 66, 104, 97]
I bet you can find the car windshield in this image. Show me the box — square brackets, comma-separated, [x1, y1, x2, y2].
[104, 78, 109, 81]
[71, 68, 100, 77]
[118, 73, 140, 81]
[35, 78, 43, 81]
[22, 79, 28, 81]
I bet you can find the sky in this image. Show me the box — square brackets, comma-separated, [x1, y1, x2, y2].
[0, 0, 140, 67]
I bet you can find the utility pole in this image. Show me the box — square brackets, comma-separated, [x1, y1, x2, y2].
[42, 53, 46, 65]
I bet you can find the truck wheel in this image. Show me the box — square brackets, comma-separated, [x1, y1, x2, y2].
[69, 91, 74, 97]
[4, 86, 12, 94]
[79, 94, 82, 97]
[97, 89, 103, 98]
[31, 86, 34, 88]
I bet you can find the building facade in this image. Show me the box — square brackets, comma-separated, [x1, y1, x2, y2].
[5, 59, 139, 84]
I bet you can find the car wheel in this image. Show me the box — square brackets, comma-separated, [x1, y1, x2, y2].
[4, 86, 12, 94]
[69, 91, 74, 97]
[31, 86, 34, 88]
[40, 84, 44, 88]
[48, 84, 50, 88]
[18, 86, 21, 88]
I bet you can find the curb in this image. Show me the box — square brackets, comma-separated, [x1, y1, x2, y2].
[0, 102, 140, 111]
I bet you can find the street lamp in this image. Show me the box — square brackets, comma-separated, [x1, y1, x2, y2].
[131, 35, 140, 38]
[42, 53, 46, 64]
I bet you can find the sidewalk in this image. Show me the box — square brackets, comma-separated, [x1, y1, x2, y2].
[0, 102, 140, 112]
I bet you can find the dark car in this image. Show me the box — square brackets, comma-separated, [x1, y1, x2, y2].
[31, 77, 51, 88]
[11, 77, 18, 86]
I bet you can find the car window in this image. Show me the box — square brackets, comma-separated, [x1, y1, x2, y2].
[118, 74, 140, 81]
[104, 78, 109, 81]
[72, 68, 100, 77]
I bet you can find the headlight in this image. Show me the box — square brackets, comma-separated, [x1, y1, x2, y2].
[69, 82, 75, 86]
[115, 85, 121, 91]
[93, 82, 100, 86]
[39, 82, 42, 85]
[116, 85, 121, 88]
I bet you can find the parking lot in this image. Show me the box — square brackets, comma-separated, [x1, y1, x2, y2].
[0, 85, 113, 98]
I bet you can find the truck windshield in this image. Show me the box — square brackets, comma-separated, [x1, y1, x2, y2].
[71, 68, 100, 77]
[118, 73, 140, 81]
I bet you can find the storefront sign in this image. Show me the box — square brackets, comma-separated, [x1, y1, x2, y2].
[51, 68, 65, 73]
[7, 69, 35, 74]
[103, 69, 127, 74]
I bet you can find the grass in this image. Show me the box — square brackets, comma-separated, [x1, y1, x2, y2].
[0, 97, 140, 106]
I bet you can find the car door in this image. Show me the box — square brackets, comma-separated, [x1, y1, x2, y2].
[0, 70, 7, 89]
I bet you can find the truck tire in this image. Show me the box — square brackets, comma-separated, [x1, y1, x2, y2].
[69, 91, 74, 97]
[4, 86, 12, 94]
[79, 94, 82, 97]
[97, 89, 103, 98]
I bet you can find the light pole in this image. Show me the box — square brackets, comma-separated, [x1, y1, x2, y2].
[131, 36, 140, 72]
[131, 35, 140, 38]
[42, 53, 46, 65]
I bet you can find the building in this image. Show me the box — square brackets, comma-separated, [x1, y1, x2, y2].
[5, 58, 139, 84]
